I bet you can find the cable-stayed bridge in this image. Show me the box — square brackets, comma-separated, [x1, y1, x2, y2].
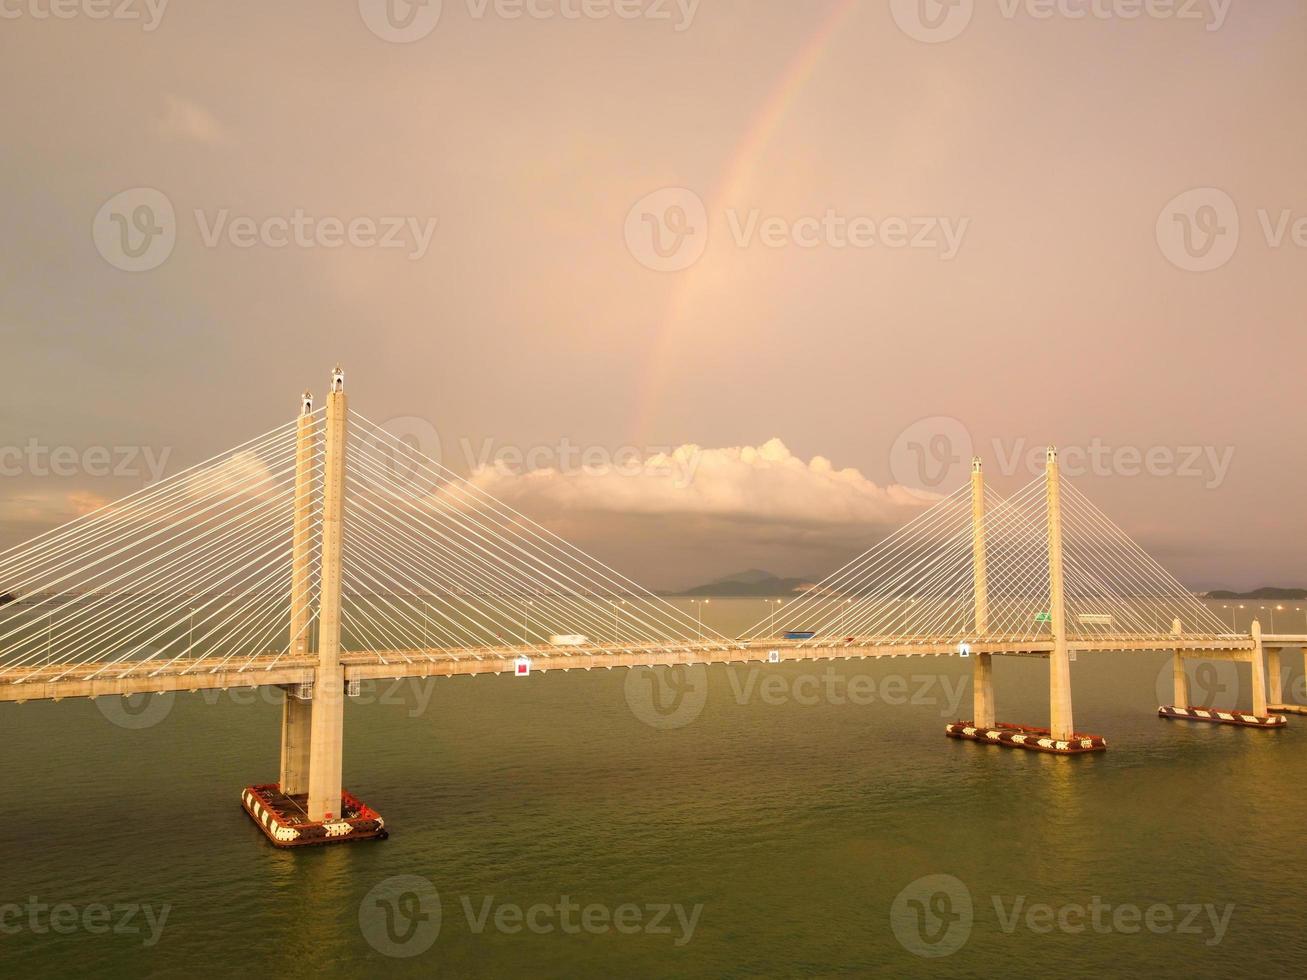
[2, 369, 1301, 844]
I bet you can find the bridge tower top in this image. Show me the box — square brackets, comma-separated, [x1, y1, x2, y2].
[300, 390, 313, 416]
[331, 365, 345, 392]
[971, 456, 982, 474]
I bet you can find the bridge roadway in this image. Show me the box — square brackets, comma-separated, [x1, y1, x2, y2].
[1, 632, 1294, 704]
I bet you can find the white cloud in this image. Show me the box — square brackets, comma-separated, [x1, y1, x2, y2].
[181, 451, 277, 501]
[462, 438, 935, 589]
[158, 95, 230, 145]
[469, 437, 929, 523]
[0, 489, 108, 526]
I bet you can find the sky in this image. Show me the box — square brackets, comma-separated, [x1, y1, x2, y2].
[1, 0, 1305, 592]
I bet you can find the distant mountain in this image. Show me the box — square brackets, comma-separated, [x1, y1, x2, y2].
[1206, 587, 1307, 600]
[677, 570, 814, 597]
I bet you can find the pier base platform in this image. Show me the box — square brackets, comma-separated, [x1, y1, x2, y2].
[945, 722, 1107, 754]
[241, 785, 387, 848]
[1269, 704, 1307, 716]
[1158, 705, 1287, 728]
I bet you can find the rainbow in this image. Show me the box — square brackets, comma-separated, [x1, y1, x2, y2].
[633, 0, 860, 437]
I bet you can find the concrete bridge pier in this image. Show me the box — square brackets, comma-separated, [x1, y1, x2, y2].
[1045, 448, 1075, 742]
[945, 452, 1105, 753]
[241, 370, 385, 847]
[279, 391, 317, 796]
[1249, 620, 1268, 718]
[308, 368, 348, 823]
[1265, 642, 1283, 709]
[1158, 619, 1286, 728]
[970, 458, 996, 729]
[1171, 619, 1188, 707]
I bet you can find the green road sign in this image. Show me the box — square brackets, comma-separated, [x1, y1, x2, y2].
[1034, 612, 1052, 623]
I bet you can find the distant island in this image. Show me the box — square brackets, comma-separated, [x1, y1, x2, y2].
[1206, 587, 1307, 600]
[671, 577, 1307, 602]
[675, 569, 816, 597]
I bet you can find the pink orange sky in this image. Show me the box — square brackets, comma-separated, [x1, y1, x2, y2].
[1, 1, 1305, 591]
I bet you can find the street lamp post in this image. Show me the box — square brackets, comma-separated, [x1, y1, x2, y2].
[612, 598, 626, 639]
[692, 598, 709, 639]
[1260, 605, 1274, 633]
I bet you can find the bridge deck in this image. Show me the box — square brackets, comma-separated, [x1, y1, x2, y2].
[0, 633, 1262, 703]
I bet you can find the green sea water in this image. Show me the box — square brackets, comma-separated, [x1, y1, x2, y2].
[1, 598, 1305, 977]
